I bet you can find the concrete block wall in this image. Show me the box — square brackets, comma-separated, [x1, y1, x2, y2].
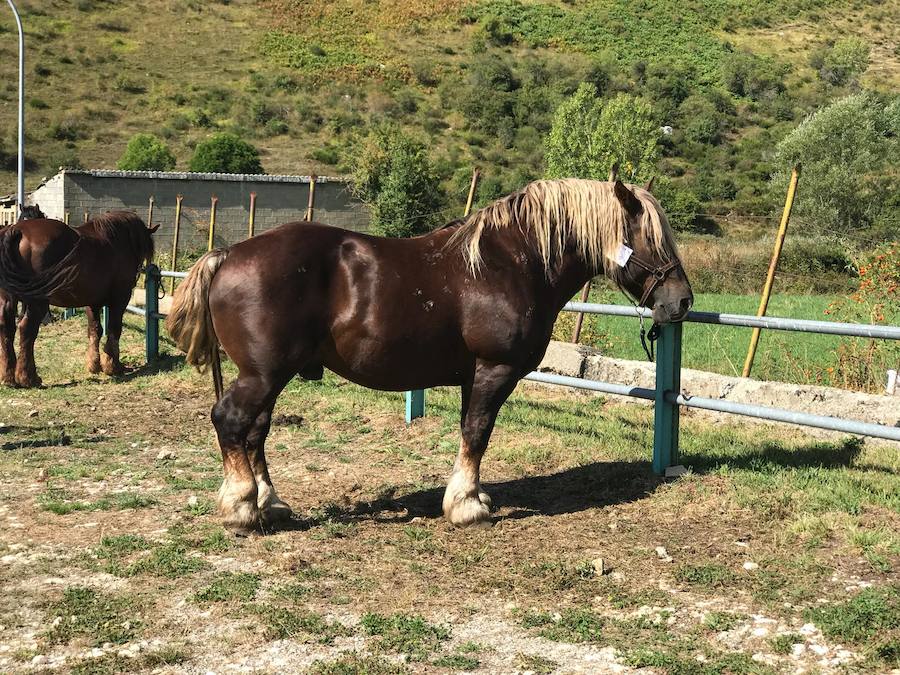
[30, 170, 371, 253]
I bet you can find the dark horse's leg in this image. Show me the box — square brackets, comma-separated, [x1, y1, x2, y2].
[443, 361, 520, 527]
[101, 299, 128, 376]
[246, 403, 293, 527]
[211, 372, 288, 535]
[85, 305, 103, 374]
[0, 292, 17, 386]
[15, 299, 49, 388]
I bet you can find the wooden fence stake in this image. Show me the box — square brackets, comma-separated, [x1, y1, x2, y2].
[169, 195, 183, 296]
[742, 165, 801, 377]
[248, 192, 257, 238]
[306, 175, 317, 222]
[207, 195, 218, 251]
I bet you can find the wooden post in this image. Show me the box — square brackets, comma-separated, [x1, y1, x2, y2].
[405, 168, 482, 423]
[207, 195, 218, 251]
[169, 194, 183, 295]
[306, 175, 317, 222]
[652, 322, 682, 475]
[64, 211, 70, 226]
[147, 196, 154, 230]
[742, 165, 801, 377]
[83, 211, 89, 224]
[464, 167, 480, 217]
[248, 192, 257, 238]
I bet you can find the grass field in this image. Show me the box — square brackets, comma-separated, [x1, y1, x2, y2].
[554, 287, 898, 392]
[0, 315, 897, 672]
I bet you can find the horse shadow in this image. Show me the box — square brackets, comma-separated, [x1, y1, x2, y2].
[275, 435, 870, 532]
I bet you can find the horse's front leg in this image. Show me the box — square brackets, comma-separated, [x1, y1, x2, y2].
[0, 293, 17, 386]
[14, 299, 48, 388]
[443, 361, 519, 528]
[101, 302, 127, 376]
[85, 305, 103, 374]
[246, 403, 293, 528]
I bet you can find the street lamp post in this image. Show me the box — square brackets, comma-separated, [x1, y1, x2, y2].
[6, 0, 24, 218]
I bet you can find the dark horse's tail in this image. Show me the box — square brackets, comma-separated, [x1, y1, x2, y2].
[0, 226, 79, 299]
[166, 249, 229, 397]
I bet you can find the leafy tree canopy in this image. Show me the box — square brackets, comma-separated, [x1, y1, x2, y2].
[117, 133, 176, 171]
[545, 83, 659, 183]
[352, 125, 446, 238]
[188, 133, 263, 174]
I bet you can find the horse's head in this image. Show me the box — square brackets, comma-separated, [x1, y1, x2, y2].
[19, 204, 46, 221]
[611, 180, 693, 324]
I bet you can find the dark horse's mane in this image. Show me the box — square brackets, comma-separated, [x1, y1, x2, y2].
[80, 211, 155, 267]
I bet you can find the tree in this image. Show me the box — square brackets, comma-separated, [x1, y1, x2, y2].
[772, 93, 899, 236]
[188, 133, 263, 174]
[814, 38, 870, 87]
[545, 84, 659, 182]
[117, 134, 175, 171]
[352, 126, 446, 238]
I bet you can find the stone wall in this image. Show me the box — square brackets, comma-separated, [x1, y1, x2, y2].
[29, 170, 370, 252]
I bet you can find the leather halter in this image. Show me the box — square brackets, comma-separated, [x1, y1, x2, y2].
[625, 255, 682, 307]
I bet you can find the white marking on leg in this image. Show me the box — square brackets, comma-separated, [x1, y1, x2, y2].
[443, 443, 492, 527]
[217, 476, 259, 533]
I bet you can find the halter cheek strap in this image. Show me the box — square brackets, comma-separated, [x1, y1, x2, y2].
[616, 254, 683, 362]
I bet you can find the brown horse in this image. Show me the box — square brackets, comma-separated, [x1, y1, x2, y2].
[0, 211, 158, 386]
[167, 179, 693, 535]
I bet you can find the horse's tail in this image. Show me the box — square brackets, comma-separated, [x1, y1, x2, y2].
[0, 226, 79, 299]
[166, 249, 228, 378]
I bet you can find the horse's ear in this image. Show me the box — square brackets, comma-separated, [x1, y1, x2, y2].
[148, 223, 161, 233]
[613, 180, 642, 215]
[645, 176, 655, 192]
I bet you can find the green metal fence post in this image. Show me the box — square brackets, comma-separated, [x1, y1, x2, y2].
[652, 321, 682, 475]
[406, 389, 425, 423]
[102, 306, 109, 336]
[145, 264, 160, 363]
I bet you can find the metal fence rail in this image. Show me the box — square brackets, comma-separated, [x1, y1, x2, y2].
[121, 267, 898, 473]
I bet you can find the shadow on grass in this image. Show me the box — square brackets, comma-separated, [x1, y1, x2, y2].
[116, 353, 186, 381]
[271, 437, 871, 532]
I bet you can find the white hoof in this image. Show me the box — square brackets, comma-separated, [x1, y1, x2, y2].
[218, 480, 259, 536]
[258, 484, 293, 525]
[443, 472, 492, 528]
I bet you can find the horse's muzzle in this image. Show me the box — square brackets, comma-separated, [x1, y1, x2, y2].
[653, 294, 693, 324]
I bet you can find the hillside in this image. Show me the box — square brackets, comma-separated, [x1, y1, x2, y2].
[0, 0, 897, 226]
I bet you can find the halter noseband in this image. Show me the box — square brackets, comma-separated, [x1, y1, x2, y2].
[617, 253, 683, 362]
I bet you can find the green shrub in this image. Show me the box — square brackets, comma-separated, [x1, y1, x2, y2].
[721, 50, 785, 100]
[188, 133, 263, 174]
[352, 125, 446, 238]
[814, 38, 870, 86]
[117, 133, 176, 171]
[545, 83, 658, 182]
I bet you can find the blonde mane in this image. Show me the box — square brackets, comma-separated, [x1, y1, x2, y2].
[450, 178, 679, 278]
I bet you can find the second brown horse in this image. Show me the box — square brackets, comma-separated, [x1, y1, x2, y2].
[167, 179, 693, 534]
[0, 211, 157, 386]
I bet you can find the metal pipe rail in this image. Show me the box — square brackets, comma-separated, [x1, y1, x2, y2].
[124, 267, 898, 473]
[563, 302, 900, 340]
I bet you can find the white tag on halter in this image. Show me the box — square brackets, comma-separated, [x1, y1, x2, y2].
[613, 244, 633, 267]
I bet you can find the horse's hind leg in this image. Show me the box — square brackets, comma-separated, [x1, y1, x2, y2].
[443, 361, 519, 527]
[246, 403, 293, 528]
[101, 300, 127, 376]
[85, 305, 103, 374]
[0, 293, 17, 386]
[14, 299, 48, 388]
[211, 373, 286, 535]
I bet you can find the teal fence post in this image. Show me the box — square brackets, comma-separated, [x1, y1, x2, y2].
[406, 389, 425, 423]
[63, 308, 77, 319]
[101, 306, 109, 336]
[652, 322, 682, 475]
[145, 264, 160, 363]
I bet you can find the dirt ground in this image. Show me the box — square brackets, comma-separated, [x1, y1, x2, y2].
[0, 316, 897, 674]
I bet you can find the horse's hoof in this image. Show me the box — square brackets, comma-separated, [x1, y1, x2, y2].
[87, 362, 102, 375]
[262, 501, 294, 524]
[444, 494, 493, 528]
[15, 375, 41, 388]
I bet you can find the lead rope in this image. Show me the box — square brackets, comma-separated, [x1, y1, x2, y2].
[621, 289, 659, 362]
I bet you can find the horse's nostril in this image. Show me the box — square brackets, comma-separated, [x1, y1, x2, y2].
[679, 296, 692, 314]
